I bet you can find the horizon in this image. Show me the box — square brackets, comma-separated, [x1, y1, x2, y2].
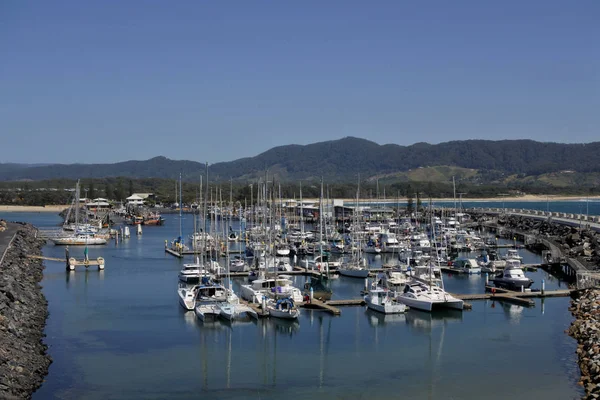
[1, 1, 598, 164]
[2, 136, 600, 166]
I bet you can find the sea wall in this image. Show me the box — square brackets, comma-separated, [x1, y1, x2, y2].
[0, 222, 51, 399]
[469, 213, 600, 271]
[569, 289, 600, 399]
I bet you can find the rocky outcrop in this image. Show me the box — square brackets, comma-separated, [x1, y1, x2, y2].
[0, 223, 51, 399]
[569, 289, 600, 399]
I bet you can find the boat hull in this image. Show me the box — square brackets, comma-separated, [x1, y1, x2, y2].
[338, 269, 370, 278]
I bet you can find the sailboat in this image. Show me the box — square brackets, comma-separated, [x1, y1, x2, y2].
[51, 180, 107, 245]
[304, 179, 333, 300]
[396, 208, 464, 312]
[338, 181, 369, 278]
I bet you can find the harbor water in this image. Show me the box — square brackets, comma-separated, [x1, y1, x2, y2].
[0, 208, 585, 399]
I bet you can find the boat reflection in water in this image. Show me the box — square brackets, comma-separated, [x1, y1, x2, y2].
[500, 302, 525, 325]
[366, 308, 407, 327]
[405, 309, 463, 333]
[269, 317, 300, 337]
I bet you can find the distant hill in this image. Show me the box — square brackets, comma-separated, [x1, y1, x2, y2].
[2, 137, 600, 184]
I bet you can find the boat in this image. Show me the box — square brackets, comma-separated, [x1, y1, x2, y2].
[266, 297, 300, 320]
[178, 259, 210, 283]
[178, 278, 227, 311]
[240, 276, 303, 304]
[492, 259, 533, 290]
[275, 243, 291, 257]
[123, 226, 131, 238]
[452, 257, 481, 274]
[51, 233, 107, 246]
[338, 256, 370, 278]
[396, 281, 464, 312]
[229, 256, 249, 272]
[303, 275, 332, 301]
[364, 284, 407, 314]
[503, 249, 523, 262]
[136, 224, 142, 235]
[143, 213, 164, 225]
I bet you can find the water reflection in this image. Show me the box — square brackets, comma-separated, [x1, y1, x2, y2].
[500, 302, 524, 325]
[405, 309, 463, 333]
[366, 309, 407, 326]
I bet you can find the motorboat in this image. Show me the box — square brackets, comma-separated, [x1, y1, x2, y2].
[492, 259, 533, 290]
[178, 259, 211, 283]
[51, 233, 107, 246]
[364, 285, 407, 314]
[229, 256, 249, 273]
[178, 278, 227, 311]
[266, 297, 300, 320]
[452, 257, 482, 274]
[503, 249, 523, 262]
[240, 276, 303, 303]
[275, 243, 291, 257]
[396, 281, 464, 312]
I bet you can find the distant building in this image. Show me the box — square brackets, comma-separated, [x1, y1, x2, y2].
[86, 198, 112, 211]
[126, 194, 145, 206]
[131, 193, 155, 200]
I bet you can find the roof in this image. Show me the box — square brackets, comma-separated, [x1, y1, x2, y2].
[126, 195, 144, 200]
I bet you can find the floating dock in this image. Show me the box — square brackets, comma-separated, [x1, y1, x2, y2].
[27, 254, 106, 271]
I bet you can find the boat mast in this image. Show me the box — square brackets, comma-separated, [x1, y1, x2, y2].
[202, 163, 209, 270]
[178, 173, 183, 242]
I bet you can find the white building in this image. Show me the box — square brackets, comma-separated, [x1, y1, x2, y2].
[126, 194, 145, 206]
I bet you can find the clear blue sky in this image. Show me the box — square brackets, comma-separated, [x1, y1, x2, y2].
[1, 1, 598, 164]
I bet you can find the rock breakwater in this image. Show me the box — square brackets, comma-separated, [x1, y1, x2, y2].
[0, 222, 51, 399]
[569, 289, 600, 399]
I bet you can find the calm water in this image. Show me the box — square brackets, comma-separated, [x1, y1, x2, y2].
[0, 208, 583, 399]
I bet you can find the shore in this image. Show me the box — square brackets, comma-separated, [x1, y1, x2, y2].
[0, 205, 68, 213]
[0, 222, 51, 399]
[303, 195, 600, 203]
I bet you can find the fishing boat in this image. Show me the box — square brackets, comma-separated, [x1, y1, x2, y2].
[365, 285, 407, 314]
[266, 297, 300, 320]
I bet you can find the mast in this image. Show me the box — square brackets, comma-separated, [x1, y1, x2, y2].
[178, 173, 183, 241]
[202, 163, 209, 270]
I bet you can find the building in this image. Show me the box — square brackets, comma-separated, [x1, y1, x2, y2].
[126, 194, 145, 206]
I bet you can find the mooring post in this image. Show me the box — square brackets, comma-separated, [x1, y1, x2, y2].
[310, 287, 314, 302]
[541, 279, 545, 295]
[485, 272, 488, 285]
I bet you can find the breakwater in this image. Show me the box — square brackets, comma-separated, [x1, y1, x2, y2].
[569, 289, 600, 399]
[0, 222, 51, 399]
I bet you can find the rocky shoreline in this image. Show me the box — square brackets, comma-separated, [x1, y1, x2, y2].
[569, 289, 600, 399]
[0, 222, 51, 399]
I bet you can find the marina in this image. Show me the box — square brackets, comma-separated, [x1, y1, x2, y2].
[1, 201, 591, 400]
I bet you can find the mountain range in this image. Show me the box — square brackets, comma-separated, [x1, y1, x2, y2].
[2, 137, 600, 186]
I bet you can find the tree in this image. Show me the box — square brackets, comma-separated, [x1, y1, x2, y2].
[128, 180, 134, 196]
[406, 194, 414, 215]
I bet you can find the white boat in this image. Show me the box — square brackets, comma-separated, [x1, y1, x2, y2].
[229, 256, 249, 272]
[51, 233, 107, 246]
[136, 224, 142, 235]
[123, 226, 131, 238]
[178, 259, 211, 283]
[275, 244, 291, 257]
[338, 256, 370, 278]
[365, 285, 407, 314]
[274, 257, 293, 272]
[195, 303, 220, 321]
[452, 257, 482, 274]
[266, 297, 300, 320]
[308, 254, 341, 272]
[240, 276, 303, 304]
[503, 249, 523, 262]
[396, 281, 464, 312]
[178, 280, 227, 311]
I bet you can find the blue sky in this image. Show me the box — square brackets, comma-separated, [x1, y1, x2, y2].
[1, 1, 598, 164]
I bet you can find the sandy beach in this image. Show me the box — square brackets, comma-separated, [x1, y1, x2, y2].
[0, 205, 69, 213]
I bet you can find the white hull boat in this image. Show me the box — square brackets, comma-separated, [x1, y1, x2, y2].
[365, 286, 407, 314]
[397, 281, 464, 312]
[338, 268, 370, 278]
[266, 298, 300, 320]
[51, 234, 107, 246]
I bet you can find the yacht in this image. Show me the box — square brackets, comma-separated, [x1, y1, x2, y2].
[396, 281, 464, 312]
[240, 276, 303, 304]
[365, 284, 407, 314]
[229, 256, 249, 273]
[178, 278, 227, 311]
[492, 259, 533, 290]
[51, 233, 107, 246]
[503, 249, 523, 262]
[452, 257, 482, 274]
[178, 259, 211, 283]
[217, 292, 258, 321]
[379, 232, 403, 253]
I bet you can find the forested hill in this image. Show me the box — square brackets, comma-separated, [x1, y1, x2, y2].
[1, 137, 600, 182]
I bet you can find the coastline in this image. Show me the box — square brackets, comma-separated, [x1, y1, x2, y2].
[0, 222, 51, 399]
[0, 205, 68, 213]
[302, 195, 600, 203]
